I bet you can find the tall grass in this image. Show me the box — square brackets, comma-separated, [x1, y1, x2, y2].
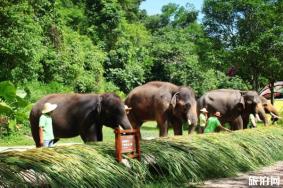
[1, 126, 283, 187]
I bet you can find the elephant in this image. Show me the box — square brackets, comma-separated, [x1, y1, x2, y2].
[256, 96, 280, 125]
[30, 93, 132, 147]
[197, 89, 264, 131]
[125, 81, 198, 137]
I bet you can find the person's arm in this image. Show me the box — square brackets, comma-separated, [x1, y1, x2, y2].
[219, 125, 232, 132]
[215, 118, 231, 132]
[39, 127, 44, 147]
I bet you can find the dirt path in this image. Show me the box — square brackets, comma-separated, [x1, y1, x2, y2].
[197, 161, 283, 188]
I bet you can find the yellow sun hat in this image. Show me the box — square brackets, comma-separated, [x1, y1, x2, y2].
[200, 108, 208, 113]
[42, 102, 57, 114]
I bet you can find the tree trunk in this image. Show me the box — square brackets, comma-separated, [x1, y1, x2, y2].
[269, 81, 275, 105]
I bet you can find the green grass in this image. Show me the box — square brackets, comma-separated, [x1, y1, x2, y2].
[0, 121, 169, 146]
[1, 126, 283, 187]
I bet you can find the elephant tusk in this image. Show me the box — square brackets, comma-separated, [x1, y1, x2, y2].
[270, 112, 282, 119]
[119, 125, 124, 130]
[188, 120, 192, 125]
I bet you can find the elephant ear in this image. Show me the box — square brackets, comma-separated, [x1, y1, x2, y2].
[236, 96, 245, 111]
[241, 91, 260, 104]
[94, 96, 102, 115]
[170, 92, 180, 108]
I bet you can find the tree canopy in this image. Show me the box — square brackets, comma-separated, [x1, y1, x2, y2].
[0, 0, 282, 97]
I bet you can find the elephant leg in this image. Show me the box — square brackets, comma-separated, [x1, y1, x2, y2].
[242, 115, 249, 129]
[97, 125, 103, 141]
[230, 116, 243, 130]
[127, 112, 142, 129]
[80, 124, 102, 142]
[157, 118, 168, 137]
[188, 124, 196, 134]
[173, 121, 183, 136]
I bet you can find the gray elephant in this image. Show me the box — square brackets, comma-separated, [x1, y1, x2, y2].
[197, 89, 264, 131]
[257, 96, 280, 125]
[30, 93, 132, 147]
[125, 81, 198, 137]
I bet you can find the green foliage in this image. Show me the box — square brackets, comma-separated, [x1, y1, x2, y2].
[105, 21, 152, 93]
[118, 0, 144, 22]
[203, 0, 283, 90]
[108, 64, 145, 93]
[0, 1, 46, 82]
[144, 3, 198, 32]
[0, 0, 282, 103]
[149, 27, 203, 90]
[23, 81, 73, 103]
[0, 81, 31, 137]
[85, 0, 123, 49]
[1, 126, 283, 186]
[191, 70, 250, 96]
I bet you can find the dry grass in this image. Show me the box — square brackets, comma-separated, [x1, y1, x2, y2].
[1, 126, 283, 187]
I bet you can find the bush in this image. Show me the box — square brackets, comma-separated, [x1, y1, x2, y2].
[108, 63, 145, 94]
[100, 80, 126, 98]
[23, 81, 73, 103]
[0, 81, 31, 137]
[194, 70, 252, 96]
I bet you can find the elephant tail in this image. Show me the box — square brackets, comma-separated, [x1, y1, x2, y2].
[29, 108, 41, 147]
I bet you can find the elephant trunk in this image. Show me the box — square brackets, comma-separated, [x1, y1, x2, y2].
[120, 117, 132, 130]
[187, 103, 198, 134]
[187, 114, 198, 126]
[256, 103, 268, 126]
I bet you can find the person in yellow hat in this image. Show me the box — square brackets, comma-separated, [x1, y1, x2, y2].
[204, 112, 231, 133]
[39, 102, 57, 147]
[198, 108, 208, 133]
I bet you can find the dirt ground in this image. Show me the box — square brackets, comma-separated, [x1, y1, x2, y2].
[197, 161, 283, 188]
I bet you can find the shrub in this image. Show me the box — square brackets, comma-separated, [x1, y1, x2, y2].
[0, 81, 31, 137]
[23, 81, 73, 103]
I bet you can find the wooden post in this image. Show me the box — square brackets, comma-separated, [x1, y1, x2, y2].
[115, 128, 122, 162]
[114, 128, 141, 162]
[136, 128, 141, 161]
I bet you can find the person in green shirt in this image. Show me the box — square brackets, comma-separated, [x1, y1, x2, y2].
[198, 108, 208, 133]
[204, 112, 231, 133]
[39, 102, 57, 147]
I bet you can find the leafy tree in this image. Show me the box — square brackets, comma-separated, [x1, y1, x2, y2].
[85, 0, 123, 50]
[203, 0, 283, 103]
[0, 0, 46, 82]
[149, 27, 200, 84]
[118, 0, 145, 22]
[105, 21, 152, 93]
[144, 3, 198, 32]
[40, 27, 106, 92]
